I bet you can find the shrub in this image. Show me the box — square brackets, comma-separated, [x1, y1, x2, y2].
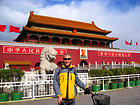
[0, 69, 24, 93]
[135, 67, 140, 74]
[9, 68, 25, 82]
[89, 67, 139, 77]
[122, 67, 137, 75]
[88, 67, 140, 84]
[102, 69, 112, 76]
[88, 69, 104, 77]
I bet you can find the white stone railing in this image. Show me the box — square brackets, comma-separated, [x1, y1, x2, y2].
[0, 73, 139, 99]
[75, 61, 140, 70]
[20, 73, 88, 99]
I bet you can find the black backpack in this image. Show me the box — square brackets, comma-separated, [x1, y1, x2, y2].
[91, 93, 110, 105]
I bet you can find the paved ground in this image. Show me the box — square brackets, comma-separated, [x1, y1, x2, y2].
[1, 86, 140, 105]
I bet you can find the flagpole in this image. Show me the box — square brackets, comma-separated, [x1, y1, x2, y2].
[8, 25, 10, 41]
[125, 39, 126, 50]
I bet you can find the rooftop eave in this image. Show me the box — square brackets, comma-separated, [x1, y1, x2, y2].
[23, 26, 118, 41]
[14, 29, 26, 41]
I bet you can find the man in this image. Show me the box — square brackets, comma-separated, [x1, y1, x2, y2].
[53, 53, 90, 105]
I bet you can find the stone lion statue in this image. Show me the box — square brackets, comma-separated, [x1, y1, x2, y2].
[39, 47, 57, 79]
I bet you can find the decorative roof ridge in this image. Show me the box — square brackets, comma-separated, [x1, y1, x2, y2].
[31, 12, 93, 25]
[28, 11, 111, 34]
[91, 21, 111, 33]
[29, 11, 35, 21]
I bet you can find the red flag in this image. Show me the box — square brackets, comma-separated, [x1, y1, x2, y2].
[129, 40, 132, 45]
[9, 25, 19, 33]
[125, 40, 129, 45]
[136, 42, 138, 45]
[0, 25, 6, 32]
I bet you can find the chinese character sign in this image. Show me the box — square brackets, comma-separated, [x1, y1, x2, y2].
[98, 51, 132, 57]
[56, 49, 67, 55]
[3, 46, 42, 54]
[3, 46, 66, 55]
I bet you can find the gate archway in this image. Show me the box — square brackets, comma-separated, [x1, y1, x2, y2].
[80, 60, 88, 66]
[35, 62, 40, 70]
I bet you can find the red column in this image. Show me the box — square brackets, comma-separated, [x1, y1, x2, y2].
[49, 37, 52, 43]
[70, 38, 72, 45]
[105, 42, 106, 47]
[82, 40, 84, 46]
[21, 66, 23, 71]
[29, 66, 30, 71]
[98, 41, 99, 47]
[39, 35, 41, 43]
[60, 38, 62, 44]
[27, 34, 29, 42]
[111, 42, 113, 48]
[90, 41, 92, 46]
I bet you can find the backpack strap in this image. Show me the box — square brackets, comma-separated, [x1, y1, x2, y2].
[58, 66, 62, 74]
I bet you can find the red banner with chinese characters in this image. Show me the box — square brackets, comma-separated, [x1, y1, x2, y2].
[56, 49, 67, 55]
[98, 51, 132, 57]
[3, 46, 66, 55]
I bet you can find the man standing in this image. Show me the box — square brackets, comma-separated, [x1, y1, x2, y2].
[53, 53, 90, 105]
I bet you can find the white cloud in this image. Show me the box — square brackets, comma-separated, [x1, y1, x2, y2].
[0, 0, 140, 50]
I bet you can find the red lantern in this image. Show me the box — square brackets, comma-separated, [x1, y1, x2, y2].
[73, 29, 77, 33]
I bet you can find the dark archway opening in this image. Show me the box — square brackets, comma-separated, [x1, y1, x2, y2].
[35, 62, 40, 70]
[40, 36, 49, 43]
[62, 38, 70, 44]
[80, 60, 88, 66]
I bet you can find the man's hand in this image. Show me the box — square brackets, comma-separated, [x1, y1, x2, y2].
[84, 88, 90, 94]
[58, 96, 63, 104]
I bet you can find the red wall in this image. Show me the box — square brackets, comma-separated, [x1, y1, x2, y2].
[64, 49, 140, 66]
[1, 44, 140, 70]
[0, 45, 40, 69]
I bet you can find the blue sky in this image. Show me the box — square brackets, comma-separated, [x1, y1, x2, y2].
[0, 0, 140, 50]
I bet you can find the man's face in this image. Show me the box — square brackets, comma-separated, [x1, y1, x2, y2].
[63, 55, 72, 66]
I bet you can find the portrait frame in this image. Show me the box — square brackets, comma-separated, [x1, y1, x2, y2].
[79, 48, 88, 59]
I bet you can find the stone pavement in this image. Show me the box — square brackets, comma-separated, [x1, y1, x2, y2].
[1, 86, 140, 105]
